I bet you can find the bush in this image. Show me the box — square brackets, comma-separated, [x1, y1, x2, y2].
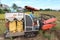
[0, 9, 5, 14]
[44, 9, 52, 11]
[4, 8, 11, 12]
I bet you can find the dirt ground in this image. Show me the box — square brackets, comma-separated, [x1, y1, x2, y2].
[0, 30, 60, 40]
[54, 30, 60, 40]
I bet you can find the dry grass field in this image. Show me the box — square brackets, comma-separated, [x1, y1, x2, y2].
[0, 11, 60, 40]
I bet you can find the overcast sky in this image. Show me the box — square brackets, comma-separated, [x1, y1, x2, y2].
[1, 0, 60, 10]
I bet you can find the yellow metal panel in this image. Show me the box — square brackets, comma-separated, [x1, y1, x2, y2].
[9, 21, 16, 33]
[17, 21, 23, 32]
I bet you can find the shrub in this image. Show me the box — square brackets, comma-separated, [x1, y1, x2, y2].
[0, 9, 5, 14]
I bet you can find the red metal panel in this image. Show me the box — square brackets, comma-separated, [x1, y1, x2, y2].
[43, 18, 56, 24]
[42, 24, 56, 30]
[25, 6, 38, 11]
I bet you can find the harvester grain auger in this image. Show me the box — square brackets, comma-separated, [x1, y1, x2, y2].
[4, 6, 56, 38]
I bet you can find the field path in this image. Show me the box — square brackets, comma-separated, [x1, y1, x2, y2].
[0, 30, 60, 40]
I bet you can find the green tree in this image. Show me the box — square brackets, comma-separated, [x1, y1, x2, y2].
[58, 10, 60, 11]
[12, 3, 18, 10]
[44, 8, 52, 11]
[40, 9, 43, 11]
[0, 9, 5, 14]
[4, 8, 11, 12]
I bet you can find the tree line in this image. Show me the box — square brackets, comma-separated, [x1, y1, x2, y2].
[39, 8, 60, 11]
[0, 3, 18, 14]
[0, 3, 60, 14]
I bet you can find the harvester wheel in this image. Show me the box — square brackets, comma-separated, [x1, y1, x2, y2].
[24, 32, 36, 38]
[24, 32, 31, 38]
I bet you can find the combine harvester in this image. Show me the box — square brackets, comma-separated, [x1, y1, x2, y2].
[5, 6, 56, 38]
